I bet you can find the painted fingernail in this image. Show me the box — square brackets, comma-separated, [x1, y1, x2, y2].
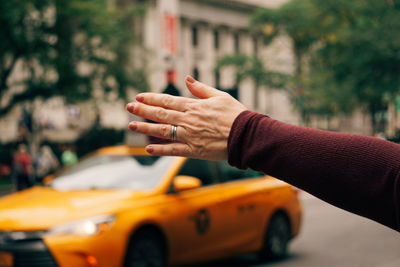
[128, 122, 137, 130]
[136, 94, 144, 102]
[146, 146, 154, 153]
[126, 103, 135, 112]
[186, 75, 196, 84]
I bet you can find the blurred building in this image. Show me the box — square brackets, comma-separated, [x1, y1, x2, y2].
[125, 0, 306, 145]
[139, 0, 299, 124]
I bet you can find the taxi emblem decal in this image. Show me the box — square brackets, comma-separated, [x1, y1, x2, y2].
[194, 209, 210, 235]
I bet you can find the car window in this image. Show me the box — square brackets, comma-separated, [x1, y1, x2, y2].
[50, 155, 176, 191]
[177, 158, 220, 186]
[216, 161, 264, 182]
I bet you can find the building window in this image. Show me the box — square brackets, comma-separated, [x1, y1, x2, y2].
[213, 29, 220, 50]
[214, 69, 220, 89]
[193, 67, 200, 80]
[253, 36, 259, 56]
[191, 26, 198, 47]
[234, 32, 240, 53]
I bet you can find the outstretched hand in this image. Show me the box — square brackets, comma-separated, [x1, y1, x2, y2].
[126, 76, 247, 160]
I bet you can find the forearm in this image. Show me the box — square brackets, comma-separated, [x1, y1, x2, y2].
[228, 111, 400, 231]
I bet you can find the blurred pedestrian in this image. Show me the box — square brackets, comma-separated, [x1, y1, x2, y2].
[61, 145, 78, 167]
[12, 144, 33, 191]
[34, 145, 60, 182]
[0, 164, 11, 179]
[126, 76, 400, 232]
[17, 106, 33, 142]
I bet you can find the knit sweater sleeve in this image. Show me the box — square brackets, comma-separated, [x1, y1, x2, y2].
[228, 110, 400, 232]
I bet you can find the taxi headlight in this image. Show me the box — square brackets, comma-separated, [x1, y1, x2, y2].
[47, 215, 115, 237]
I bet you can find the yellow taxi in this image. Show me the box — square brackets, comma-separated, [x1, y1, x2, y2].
[0, 146, 302, 267]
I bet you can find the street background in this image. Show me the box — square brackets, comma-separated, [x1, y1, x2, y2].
[1, 0, 400, 266]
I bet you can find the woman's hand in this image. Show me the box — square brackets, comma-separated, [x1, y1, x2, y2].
[126, 76, 247, 160]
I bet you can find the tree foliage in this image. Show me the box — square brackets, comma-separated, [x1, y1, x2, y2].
[0, 0, 148, 117]
[252, 0, 400, 131]
[215, 54, 289, 89]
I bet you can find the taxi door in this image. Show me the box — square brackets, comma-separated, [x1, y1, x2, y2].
[162, 159, 236, 264]
[212, 161, 270, 253]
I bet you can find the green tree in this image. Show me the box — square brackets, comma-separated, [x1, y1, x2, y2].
[308, 0, 400, 132]
[0, 0, 147, 117]
[252, 0, 321, 122]
[215, 54, 290, 109]
[252, 0, 400, 132]
[252, 0, 319, 78]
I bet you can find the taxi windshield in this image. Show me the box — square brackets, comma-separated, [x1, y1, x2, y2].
[50, 155, 176, 191]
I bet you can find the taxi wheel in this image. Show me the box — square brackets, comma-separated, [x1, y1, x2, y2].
[259, 213, 291, 261]
[125, 229, 166, 267]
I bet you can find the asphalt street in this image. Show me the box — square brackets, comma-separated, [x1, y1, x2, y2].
[190, 193, 400, 267]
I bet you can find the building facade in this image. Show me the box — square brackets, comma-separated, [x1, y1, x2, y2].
[141, 0, 300, 125]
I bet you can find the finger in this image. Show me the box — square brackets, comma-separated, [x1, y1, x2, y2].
[128, 121, 186, 142]
[135, 93, 195, 112]
[126, 102, 183, 124]
[146, 143, 192, 157]
[185, 75, 226, 99]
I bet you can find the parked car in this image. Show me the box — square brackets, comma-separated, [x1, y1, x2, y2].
[0, 146, 302, 267]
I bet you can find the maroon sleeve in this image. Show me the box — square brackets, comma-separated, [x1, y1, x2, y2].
[228, 110, 400, 232]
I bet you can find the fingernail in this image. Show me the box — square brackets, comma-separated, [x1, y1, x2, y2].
[128, 122, 137, 130]
[136, 94, 144, 102]
[186, 75, 196, 84]
[126, 103, 135, 113]
[146, 146, 154, 153]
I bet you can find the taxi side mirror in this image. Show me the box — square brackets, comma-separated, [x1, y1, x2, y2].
[173, 176, 202, 192]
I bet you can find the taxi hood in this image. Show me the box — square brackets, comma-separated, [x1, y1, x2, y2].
[0, 186, 150, 231]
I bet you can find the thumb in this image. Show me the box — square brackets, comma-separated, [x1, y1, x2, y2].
[185, 76, 224, 99]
